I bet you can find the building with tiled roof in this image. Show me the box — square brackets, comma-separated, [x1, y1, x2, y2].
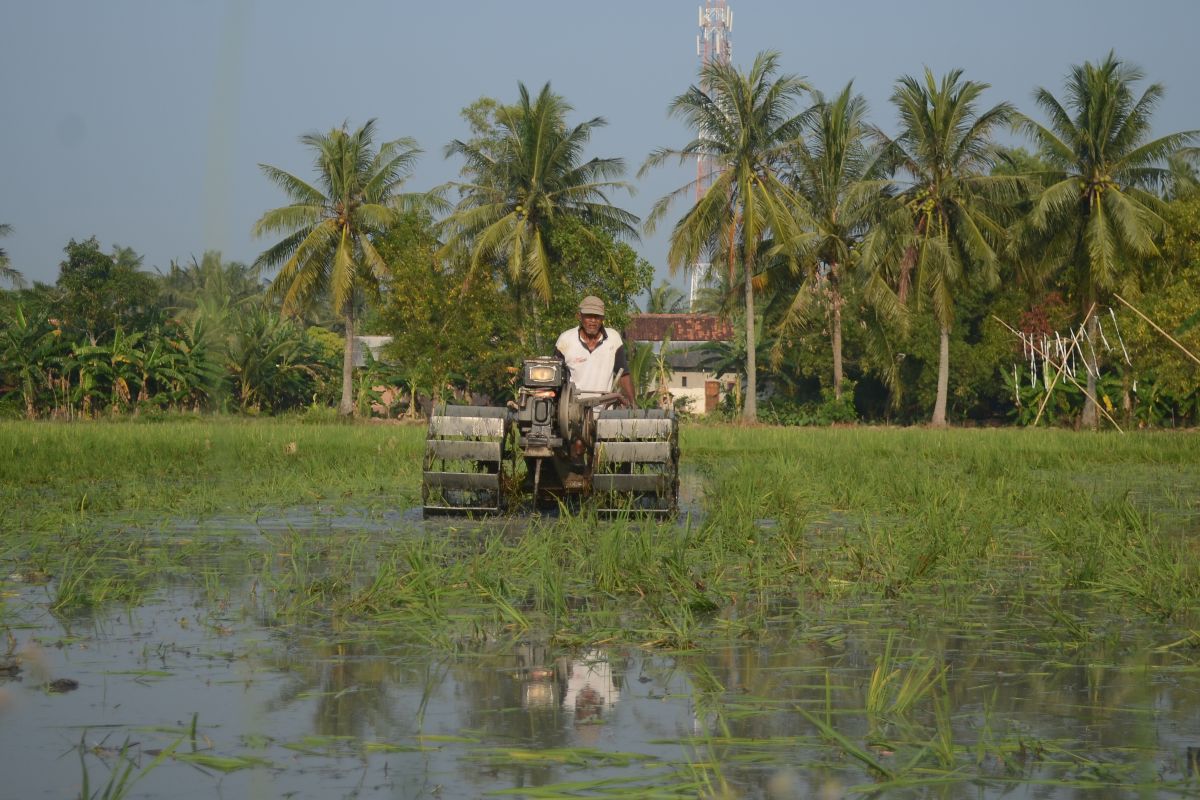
[624, 314, 736, 414]
[626, 314, 734, 343]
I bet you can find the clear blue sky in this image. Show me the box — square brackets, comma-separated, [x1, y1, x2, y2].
[2, 0, 1198, 288]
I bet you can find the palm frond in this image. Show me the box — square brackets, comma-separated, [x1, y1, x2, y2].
[1020, 52, 1193, 310]
[441, 80, 634, 301]
[1102, 188, 1161, 257]
[257, 165, 325, 204]
[1084, 197, 1117, 295]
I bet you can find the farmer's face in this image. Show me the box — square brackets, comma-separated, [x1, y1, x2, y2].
[580, 313, 604, 337]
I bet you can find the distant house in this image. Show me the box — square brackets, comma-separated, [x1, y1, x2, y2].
[352, 335, 394, 368]
[625, 314, 737, 414]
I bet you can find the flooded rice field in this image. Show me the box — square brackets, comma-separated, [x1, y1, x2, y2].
[3, 515, 1200, 798]
[3, 423, 1200, 797]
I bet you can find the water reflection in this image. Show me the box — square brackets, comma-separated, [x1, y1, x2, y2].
[512, 640, 557, 710]
[230, 626, 1200, 793]
[265, 639, 402, 741]
[3, 575, 1200, 798]
[664, 603, 1200, 797]
[562, 649, 622, 729]
[452, 643, 628, 746]
[508, 643, 624, 723]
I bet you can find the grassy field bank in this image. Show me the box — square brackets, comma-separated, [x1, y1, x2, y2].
[0, 417, 425, 520]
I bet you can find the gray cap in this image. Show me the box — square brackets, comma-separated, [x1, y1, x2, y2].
[579, 295, 605, 316]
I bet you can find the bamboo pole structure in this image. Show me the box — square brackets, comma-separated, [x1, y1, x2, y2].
[1031, 303, 1097, 427]
[1113, 293, 1200, 367]
[992, 313, 1124, 433]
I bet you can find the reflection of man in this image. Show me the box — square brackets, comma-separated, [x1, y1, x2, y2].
[562, 649, 621, 729]
[554, 296, 635, 406]
[515, 642, 560, 710]
[573, 685, 604, 722]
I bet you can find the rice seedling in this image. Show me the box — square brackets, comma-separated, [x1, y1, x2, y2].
[928, 681, 956, 770]
[795, 706, 896, 780]
[172, 752, 273, 772]
[864, 634, 945, 721]
[470, 746, 658, 768]
[77, 733, 181, 800]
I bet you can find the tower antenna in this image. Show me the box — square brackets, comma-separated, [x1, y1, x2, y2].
[689, 1, 733, 310]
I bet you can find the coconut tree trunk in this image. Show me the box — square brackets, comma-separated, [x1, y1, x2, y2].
[531, 301, 544, 354]
[340, 308, 356, 417]
[1121, 374, 1132, 425]
[742, 247, 757, 423]
[1080, 314, 1100, 429]
[830, 267, 844, 401]
[931, 324, 950, 426]
[898, 245, 916, 306]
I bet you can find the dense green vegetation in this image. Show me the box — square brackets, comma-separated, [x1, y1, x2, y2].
[1, 51, 1196, 425]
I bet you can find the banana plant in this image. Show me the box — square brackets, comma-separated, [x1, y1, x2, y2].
[226, 309, 327, 411]
[68, 342, 113, 417]
[0, 305, 67, 417]
[168, 315, 226, 409]
[105, 328, 146, 412]
[627, 329, 676, 410]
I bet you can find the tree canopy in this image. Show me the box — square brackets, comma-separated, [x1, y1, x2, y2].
[642, 50, 813, 421]
[253, 119, 427, 415]
[442, 83, 640, 304]
[2, 52, 1198, 428]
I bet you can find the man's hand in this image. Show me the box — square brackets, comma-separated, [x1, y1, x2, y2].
[618, 373, 636, 409]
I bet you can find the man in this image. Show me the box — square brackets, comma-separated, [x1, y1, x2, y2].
[554, 295, 635, 407]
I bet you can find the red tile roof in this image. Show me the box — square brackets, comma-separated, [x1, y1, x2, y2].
[626, 314, 734, 343]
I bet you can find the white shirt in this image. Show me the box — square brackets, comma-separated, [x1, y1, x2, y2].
[554, 326, 626, 395]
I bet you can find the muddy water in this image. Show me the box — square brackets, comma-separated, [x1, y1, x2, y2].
[3, 560, 1199, 799]
[0, 582, 691, 799]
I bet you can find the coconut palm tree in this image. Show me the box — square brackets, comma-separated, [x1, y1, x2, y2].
[1163, 152, 1200, 201]
[642, 50, 812, 422]
[775, 83, 896, 401]
[1015, 53, 1199, 427]
[159, 252, 263, 315]
[644, 280, 688, 314]
[868, 69, 1016, 426]
[0, 224, 24, 288]
[253, 120, 425, 415]
[441, 83, 639, 306]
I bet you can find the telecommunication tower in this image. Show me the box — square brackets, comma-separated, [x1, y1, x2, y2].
[689, 1, 733, 310]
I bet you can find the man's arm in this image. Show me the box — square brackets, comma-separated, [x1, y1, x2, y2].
[618, 372, 635, 407]
[612, 343, 634, 406]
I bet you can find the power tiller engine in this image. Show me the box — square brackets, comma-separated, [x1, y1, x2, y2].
[421, 357, 678, 516]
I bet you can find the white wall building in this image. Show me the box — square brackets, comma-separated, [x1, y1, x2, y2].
[625, 314, 737, 414]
